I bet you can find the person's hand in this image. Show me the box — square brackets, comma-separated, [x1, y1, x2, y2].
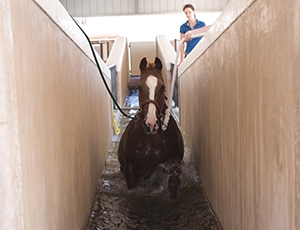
[177, 55, 184, 66]
[178, 59, 183, 66]
[184, 31, 193, 42]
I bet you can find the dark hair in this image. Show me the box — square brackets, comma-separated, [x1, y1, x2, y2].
[183, 4, 195, 11]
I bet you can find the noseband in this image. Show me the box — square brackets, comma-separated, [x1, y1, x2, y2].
[137, 94, 167, 121]
[139, 99, 163, 114]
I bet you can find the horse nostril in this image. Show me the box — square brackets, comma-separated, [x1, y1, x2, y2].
[142, 118, 160, 134]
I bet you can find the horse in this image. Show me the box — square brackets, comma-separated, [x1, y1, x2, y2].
[117, 57, 184, 198]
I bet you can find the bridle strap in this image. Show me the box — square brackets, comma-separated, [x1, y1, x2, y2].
[139, 99, 163, 114]
[138, 89, 167, 120]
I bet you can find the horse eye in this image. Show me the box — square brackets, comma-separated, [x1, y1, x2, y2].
[160, 85, 166, 92]
[138, 85, 143, 91]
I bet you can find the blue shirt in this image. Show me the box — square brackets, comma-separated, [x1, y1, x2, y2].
[180, 19, 206, 54]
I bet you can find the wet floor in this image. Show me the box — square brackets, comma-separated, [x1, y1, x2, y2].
[86, 91, 222, 230]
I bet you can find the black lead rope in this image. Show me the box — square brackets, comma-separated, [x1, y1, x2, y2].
[70, 15, 134, 119]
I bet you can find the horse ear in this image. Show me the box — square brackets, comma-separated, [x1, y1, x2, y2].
[140, 57, 147, 71]
[154, 57, 162, 71]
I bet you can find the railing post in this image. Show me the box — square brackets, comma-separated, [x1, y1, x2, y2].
[170, 62, 178, 107]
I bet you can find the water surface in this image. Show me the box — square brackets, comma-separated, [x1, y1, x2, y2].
[86, 115, 222, 230]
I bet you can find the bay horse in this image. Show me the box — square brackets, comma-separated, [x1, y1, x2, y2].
[117, 57, 184, 198]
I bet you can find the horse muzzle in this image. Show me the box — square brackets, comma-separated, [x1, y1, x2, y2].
[142, 117, 161, 135]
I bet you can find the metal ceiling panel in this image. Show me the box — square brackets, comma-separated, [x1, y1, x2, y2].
[59, 0, 231, 17]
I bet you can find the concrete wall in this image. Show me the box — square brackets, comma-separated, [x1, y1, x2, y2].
[178, 0, 299, 229]
[0, 0, 112, 229]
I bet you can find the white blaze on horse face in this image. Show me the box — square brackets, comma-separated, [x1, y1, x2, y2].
[145, 75, 158, 130]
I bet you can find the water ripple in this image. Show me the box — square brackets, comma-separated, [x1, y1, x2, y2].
[86, 116, 222, 230]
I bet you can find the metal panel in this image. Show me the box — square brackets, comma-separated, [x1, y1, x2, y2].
[90, 0, 98, 15]
[97, 0, 106, 15]
[127, 0, 136, 14]
[174, 0, 184, 11]
[60, 0, 66, 7]
[167, 0, 175, 12]
[152, 0, 160, 13]
[65, 0, 75, 14]
[205, 0, 213, 11]
[144, 0, 152, 13]
[82, 0, 90, 15]
[129, 0, 137, 13]
[106, 0, 114, 14]
[109, 65, 118, 108]
[195, 0, 205, 11]
[220, 0, 229, 9]
[74, 0, 82, 15]
[120, 0, 129, 14]
[159, 0, 168, 13]
[112, 0, 121, 14]
[137, 0, 145, 13]
[213, 0, 222, 11]
[59, 0, 232, 16]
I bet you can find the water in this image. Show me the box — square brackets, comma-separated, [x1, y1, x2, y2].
[86, 91, 222, 230]
[123, 90, 139, 108]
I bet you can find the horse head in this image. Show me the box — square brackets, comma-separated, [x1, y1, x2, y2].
[138, 57, 167, 135]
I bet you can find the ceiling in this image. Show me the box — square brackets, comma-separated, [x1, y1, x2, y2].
[59, 0, 231, 17]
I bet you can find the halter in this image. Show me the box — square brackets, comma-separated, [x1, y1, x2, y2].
[137, 92, 167, 121]
[139, 99, 163, 114]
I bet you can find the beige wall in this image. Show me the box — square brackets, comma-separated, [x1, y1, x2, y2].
[156, 35, 176, 98]
[0, 0, 112, 229]
[130, 41, 156, 76]
[179, 0, 298, 229]
[294, 0, 300, 228]
[106, 37, 130, 107]
[0, 1, 24, 229]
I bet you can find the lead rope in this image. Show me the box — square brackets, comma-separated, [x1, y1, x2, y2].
[162, 32, 207, 131]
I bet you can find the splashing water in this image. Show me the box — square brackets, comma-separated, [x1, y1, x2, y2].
[86, 116, 222, 230]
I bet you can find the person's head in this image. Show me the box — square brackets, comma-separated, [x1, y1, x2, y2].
[183, 4, 196, 20]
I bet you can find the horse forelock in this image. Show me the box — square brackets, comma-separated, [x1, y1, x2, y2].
[141, 62, 161, 73]
[140, 68, 163, 84]
[147, 62, 156, 69]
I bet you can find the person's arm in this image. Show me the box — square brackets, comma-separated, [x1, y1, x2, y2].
[184, 25, 212, 42]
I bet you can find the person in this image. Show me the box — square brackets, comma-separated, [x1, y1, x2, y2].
[179, 4, 211, 64]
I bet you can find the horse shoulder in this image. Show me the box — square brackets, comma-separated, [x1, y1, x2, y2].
[164, 116, 184, 157]
[119, 119, 145, 153]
